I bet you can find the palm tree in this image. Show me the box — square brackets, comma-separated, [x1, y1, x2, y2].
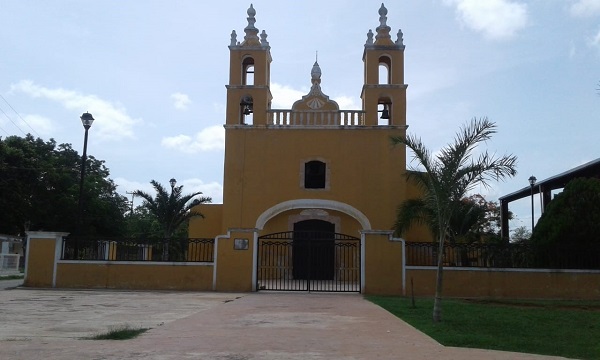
[133, 179, 211, 259]
[392, 117, 517, 323]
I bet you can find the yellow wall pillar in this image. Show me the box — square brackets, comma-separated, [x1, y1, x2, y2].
[214, 228, 257, 292]
[362, 231, 404, 295]
[24, 231, 69, 288]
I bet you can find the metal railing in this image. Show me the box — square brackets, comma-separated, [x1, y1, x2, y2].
[0, 254, 20, 274]
[61, 237, 214, 263]
[405, 241, 600, 270]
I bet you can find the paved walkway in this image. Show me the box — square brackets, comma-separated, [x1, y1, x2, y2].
[0, 288, 568, 359]
[0, 278, 23, 290]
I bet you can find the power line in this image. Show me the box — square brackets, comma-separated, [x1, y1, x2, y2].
[0, 105, 27, 136]
[0, 94, 41, 137]
[0, 123, 10, 136]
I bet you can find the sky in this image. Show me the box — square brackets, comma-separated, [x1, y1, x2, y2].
[1, 0, 599, 233]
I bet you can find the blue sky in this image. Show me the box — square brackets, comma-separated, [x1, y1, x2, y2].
[1, 0, 599, 233]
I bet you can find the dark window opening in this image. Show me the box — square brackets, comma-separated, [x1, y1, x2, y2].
[305, 161, 326, 189]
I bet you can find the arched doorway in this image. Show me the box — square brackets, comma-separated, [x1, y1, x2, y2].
[257, 221, 360, 292]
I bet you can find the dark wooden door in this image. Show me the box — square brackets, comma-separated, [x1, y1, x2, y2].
[292, 220, 335, 280]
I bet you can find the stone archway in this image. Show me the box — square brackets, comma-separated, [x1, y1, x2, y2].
[254, 200, 368, 293]
[255, 199, 371, 230]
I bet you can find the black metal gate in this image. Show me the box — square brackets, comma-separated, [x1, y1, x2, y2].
[257, 231, 361, 292]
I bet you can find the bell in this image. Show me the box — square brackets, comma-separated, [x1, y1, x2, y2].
[243, 105, 253, 115]
[380, 107, 390, 119]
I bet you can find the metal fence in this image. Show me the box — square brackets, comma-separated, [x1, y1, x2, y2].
[405, 241, 600, 270]
[0, 254, 20, 274]
[61, 237, 214, 262]
[257, 231, 361, 292]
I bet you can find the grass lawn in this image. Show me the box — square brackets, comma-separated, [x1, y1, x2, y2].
[84, 325, 149, 340]
[367, 296, 600, 360]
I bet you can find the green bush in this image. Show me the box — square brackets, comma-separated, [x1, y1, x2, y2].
[531, 177, 600, 268]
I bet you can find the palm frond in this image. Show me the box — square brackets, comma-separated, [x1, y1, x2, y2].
[394, 198, 435, 236]
[133, 180, 212, 237]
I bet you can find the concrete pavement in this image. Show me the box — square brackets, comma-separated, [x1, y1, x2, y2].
[0, 278, 23, 290]
[0, 288, 569, 359]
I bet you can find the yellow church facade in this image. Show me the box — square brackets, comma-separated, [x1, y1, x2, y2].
[189, 4, 426, 294]
[23, 4, 600, 300]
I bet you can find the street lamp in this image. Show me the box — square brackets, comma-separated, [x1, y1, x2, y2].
[169, 178, 177, 190]
[78, 112, 95, 234]
[528, 175, 537, 231]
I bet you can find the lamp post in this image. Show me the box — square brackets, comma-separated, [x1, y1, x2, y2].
[78, 112, 95, 234]
[528, 175, 537, 231]
[169, 178, 177, 191]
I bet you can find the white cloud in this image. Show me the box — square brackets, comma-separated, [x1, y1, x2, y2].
[589, 28, 600, 50]
[332, 95, 361, 110]
[0, 112, 54, 137]
[181, 178, 224, 204]
[271, 82, 360, 110]
[114, 177, 224, 205]
[10, 80, 141, 141]
[114, 178, 155, 195]
[270, 83, 307, 108]
[444, 0, 528, 40]
[20, 114, 55, 136]
[161, 125, 224, 153]
[171, 92, 191, 110]
[570, 0, 600, 17]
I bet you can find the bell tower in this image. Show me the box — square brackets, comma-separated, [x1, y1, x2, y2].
[226, 4, 272, 125]
[361, 4, 407, 126]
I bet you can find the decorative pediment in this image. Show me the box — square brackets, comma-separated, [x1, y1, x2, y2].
[291, 61, 339, 112]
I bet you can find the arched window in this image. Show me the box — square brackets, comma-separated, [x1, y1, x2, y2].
[304, 160, 326, 189]
[243, 57, 255, 86]
[378, 56, 391, 85]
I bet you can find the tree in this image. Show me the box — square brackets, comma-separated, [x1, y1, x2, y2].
[530, 177, 600, 268]
[392, 117, 517, 322]
[510, 226, 531, 244]
[124, 206, 162, 238]
[450, 194, 511, 245]
[395, 194, 490, 245]
[0, 134, 128, 236]
[133, 180, 211, 239]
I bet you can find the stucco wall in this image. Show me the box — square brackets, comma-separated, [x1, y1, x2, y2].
[189, 204, 224, 238]
[56, 262, 213, 291]
[221, 128, 407, 232]
[363, 233, 403, 295]
[24, 237, 56, 288]
[406, 267, 600, 299]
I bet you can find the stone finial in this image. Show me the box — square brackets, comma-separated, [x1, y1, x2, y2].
[243, 4, 260, 46]
[260, 30, 269, 47]
[307, 61, 325, 108]
[395, 29, 404, 46]
[311, 61, 322, 84]
[375, 3, 393, 45]
[366, 29, 374, 45]
[378, 3, 388, 27]
[246, 4, 257, 28]
[230, 30, 238, 46]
